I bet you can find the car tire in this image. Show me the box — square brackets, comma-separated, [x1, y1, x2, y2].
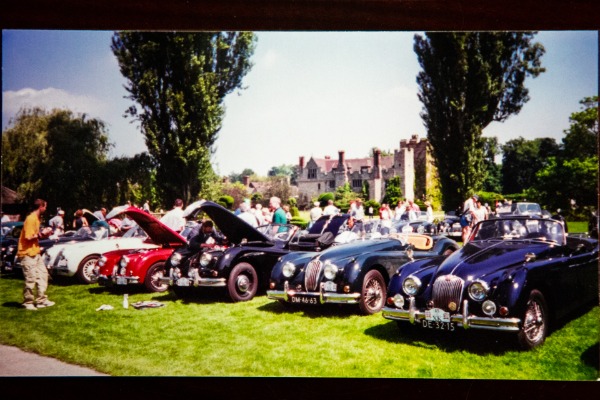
[76, 255, 99, 284]
[227, 262, 258, 302]
[144, 262, 168, 293]
[517, 289, 549, 350]
[358, 269, 386, 315]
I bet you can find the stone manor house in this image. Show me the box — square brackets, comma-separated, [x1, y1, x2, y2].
[296, 134, 436, 205]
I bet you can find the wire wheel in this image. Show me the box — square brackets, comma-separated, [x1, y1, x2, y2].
[517, 289, 549, 350]
[359, 270, 386, 315]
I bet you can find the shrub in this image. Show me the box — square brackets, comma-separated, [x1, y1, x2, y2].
[218, 195, 234, 210]
[290, 217, 308, 229]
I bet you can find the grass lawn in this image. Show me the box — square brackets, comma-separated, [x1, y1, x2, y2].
[0, 272, 598, 379]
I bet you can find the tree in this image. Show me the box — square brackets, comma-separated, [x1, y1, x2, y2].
[481, 137, 502, 193]
[561, 96, 598, 160]
[2, 107, 111, 216]
[111, 32, 256, 208]
[414, 32, 545, 210]
[382, 176, 403, 206]
[501, 137, 560, 194]
[268, 164, 298, 185]
[228, 168, 255, 184]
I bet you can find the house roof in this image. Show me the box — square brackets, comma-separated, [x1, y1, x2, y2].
[310, 154, 394, 173]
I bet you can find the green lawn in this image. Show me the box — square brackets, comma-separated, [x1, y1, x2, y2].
[0, 274, 597, 379]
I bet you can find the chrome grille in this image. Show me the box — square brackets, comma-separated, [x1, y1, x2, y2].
[432, 275, 464, 312]
[304, 260, 323, 291]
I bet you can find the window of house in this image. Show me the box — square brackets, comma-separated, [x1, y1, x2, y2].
[329, 180, 335, 189]
[318, 183, 321, 190]
[352, 179, 362, 188]
[308, 168, 317, 179]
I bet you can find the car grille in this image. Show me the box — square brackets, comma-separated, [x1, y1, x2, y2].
[432, 275, 464, 312]
[304, 260, 323, 292]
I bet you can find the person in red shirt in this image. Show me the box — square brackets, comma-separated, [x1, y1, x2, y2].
[17, 199, 54, 310]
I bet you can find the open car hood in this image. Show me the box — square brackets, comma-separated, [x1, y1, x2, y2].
[183, 200, 269, 245]
[105, 206, 187, 246]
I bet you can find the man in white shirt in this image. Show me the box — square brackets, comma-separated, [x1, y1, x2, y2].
[160, 199, 186, 232]
[238, 202, 258, 228]
[322, 200, 339, 216]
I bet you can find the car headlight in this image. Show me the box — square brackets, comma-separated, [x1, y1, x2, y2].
[98, 256, 107, 267]
[200, 252, 213, 267]
[468, 280, 489, 301]
[282, 262, 296, 278]
[482, 300, 497, 316]
[402, 276, 422, 296]
[170, 252, 182, 267]
[323, 261, 338, 280]
[401, 225, 413, 233]
[119, 256, 129, 268]
[392, 294, 405, 308]
[417, 225, 425, 234]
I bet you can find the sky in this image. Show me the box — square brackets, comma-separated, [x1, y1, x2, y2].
[2, 30, 598, 176]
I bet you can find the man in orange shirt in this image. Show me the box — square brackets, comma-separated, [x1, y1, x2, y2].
[18, 199, 54, 310]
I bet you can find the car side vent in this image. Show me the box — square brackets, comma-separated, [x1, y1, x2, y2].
[432, 275, 464, 312]
[304, 260, 323, 292]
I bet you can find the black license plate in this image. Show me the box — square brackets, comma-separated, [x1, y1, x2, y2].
[421, 319, 455, 331]
[291, 295, 318, 305]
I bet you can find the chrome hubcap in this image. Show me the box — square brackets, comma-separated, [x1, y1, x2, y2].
[365, 280, 383, 307]
[523, 300, 544, 342]
[237, 275, 250, 293]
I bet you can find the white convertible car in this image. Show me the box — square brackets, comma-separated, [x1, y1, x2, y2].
[44, 216, 159, 284]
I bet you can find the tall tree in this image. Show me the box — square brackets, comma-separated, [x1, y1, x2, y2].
[501, 137, 560, 194]
[2, 107, 111, 216]
[111, 32, 256, 207]
[481, 136, 502, 193]
[414, 32, 545, 209]
[561, 96, 598, 159]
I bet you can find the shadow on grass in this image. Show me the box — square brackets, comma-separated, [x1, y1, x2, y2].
[581, 342, 599, 371]
[2, 301, 24, 309]
[257, 299, 362, 319]
[364, 320, 518, 355]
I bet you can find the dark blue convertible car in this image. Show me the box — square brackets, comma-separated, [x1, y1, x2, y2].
[382, 216, 598, 349]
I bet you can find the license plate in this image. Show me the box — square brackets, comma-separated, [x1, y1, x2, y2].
[176, 277, 190, 287]
[423, 308, 455, 331]
[323, 281, 337, 292]
[291, 295, 318, 305]
[116, 276, 128, 285]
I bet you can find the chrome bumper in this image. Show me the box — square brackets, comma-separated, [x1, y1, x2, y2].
[267, 281, 361, 305]
[159, 276, 226, 287]
[382, 298, 521, 332]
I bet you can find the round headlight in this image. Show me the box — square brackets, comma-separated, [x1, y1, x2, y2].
[98, 256, 107, 267]
[402, 276, 422, 296]
[401, 225, 413, 233]
[392, 294, 405, 308]
[170, 252, 182, 266]
[468, 280, 489, 301]
[323, 261, 338, 280]
[119, 256, 130, 268]
[482, 300, 497, 316]
[417, 225, 425, 234]
[282, 262, 296, 278]
[200, 252, 213, 267]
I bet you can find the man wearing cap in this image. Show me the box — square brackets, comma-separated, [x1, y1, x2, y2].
[48, 208, 66, 236]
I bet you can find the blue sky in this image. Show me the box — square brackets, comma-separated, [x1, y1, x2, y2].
[2, 30, 598, 176]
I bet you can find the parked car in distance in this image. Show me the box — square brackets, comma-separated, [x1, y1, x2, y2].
[162, 200, 300, 302]
[1, 222, 23, 273]
[95, 206, 189, 292]
[382, 216, 598, 350]
[267, 233, 459, 314]
[393, 212, 438, 235]
[437, 212, 462, 239]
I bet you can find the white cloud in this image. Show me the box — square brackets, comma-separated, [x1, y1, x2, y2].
[2, 87, 107, 126]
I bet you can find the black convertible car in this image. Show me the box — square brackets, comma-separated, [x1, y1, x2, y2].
[267, 233, 459, 314]
[161, 200, 305, 302]
[382, 216, 598, 349]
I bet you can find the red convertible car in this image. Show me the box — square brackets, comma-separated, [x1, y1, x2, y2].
[95, 206, 188, 292]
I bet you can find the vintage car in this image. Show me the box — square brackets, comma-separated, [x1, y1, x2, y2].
[267, 233, 459, 314]
[382, 216, 599, 350]
[392, 212, 438, 235]
[291, 214, 352, 249]
[44, 214, 158, 284]
[437, 212, 462, 239]
[95, 206, 189, 292]
[161, 200, 300, 302]
[1, 221, 23, 273]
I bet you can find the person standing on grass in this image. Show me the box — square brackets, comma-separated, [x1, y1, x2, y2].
[17, 199, 55, 310]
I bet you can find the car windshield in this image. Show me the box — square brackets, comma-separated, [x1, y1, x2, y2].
[122, 226, 148, 239]
[471, 218, 565, 244]
[513, 203, 542, 215]
[73, 226, 109, 240]
[256, 224, 297, 242]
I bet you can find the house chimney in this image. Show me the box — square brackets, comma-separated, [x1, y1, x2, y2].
[299, 156, 305, 172]
[338, 150, 345, 169]
[374, 148, 381, 179]
[242, 175, 250, 187]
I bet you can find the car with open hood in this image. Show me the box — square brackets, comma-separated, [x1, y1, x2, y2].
[161, 200, 300, 302]
[382, 216, 598, 350]
[95, 206, 189, 292]
[44, 207, 158, 284]
[267, 233, 459, 314]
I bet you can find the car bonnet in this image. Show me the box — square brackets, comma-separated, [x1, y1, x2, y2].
[106, 206, 187, 246]
[183, 200, 269, 245]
